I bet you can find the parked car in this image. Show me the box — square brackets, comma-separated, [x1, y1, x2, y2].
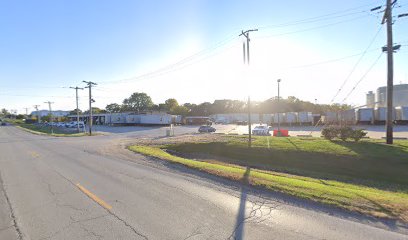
[66, 121, 85, 128]
[252, 125, 270, 136]
[56, 122, 66, 127]
[236, 121, 248, 125]
[198, 125, 216, 133]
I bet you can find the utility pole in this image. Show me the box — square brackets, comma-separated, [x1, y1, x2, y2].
[23, 107, 29, 116]
[83, 81, 97, 135]
[44, 101, 54, 134]
[373, 0, 408, 144]
[240, 29, 258, 148]
[70, 86, 84, 133]
[384, 0, 395, 144]
[277, 80, 280, 130]
[33, 105, 40, 123]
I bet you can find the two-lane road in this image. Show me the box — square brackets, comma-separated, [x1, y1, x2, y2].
[0, 126, 407, 239]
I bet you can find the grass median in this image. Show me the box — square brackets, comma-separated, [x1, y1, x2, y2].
[16, 124, 88, 137]
[128, 136, 408, 221]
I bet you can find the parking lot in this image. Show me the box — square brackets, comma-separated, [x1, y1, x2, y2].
[91, 124, 408, 139]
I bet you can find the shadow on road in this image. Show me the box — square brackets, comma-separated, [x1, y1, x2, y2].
[229, 167, 250, 240]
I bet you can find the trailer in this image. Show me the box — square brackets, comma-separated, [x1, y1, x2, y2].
[339, 109, 355, 125]
[285, 112, 297, 125]
[110, 113, 128, 124]
[395, 106, 408, 124]
[262, 114, 273, 125]
[321, 112, 338, 124]
[125, 114, 141, 124]
[272, 113, 285, 125]
[356, 108, 374, 125]
[173, 115, 183, 125]
[140, 114, 172, 125]
[374, 107, 396, 124]
[312, 114, 321, 125]
[297, 112, 313, 125]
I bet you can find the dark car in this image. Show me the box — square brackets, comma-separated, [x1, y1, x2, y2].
[1, 122, 6, 126]
[198, 125, 216, 133]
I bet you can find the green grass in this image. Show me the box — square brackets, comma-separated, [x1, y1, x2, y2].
[128, 144, 408, 221]
[16, 124, 88, 137]
[165, 136, 408, 190]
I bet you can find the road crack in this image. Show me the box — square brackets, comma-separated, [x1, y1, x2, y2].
[49, 166, 150, 239]
[0, 171, 23, 240]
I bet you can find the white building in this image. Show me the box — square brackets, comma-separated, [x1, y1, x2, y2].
[30, 110, 70, 117]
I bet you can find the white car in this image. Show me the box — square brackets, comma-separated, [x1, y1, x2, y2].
[252, 125, 270, 136]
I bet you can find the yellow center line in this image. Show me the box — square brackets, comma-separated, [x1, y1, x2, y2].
[30, 151, 40, 158]
[76, 183, 112, 210]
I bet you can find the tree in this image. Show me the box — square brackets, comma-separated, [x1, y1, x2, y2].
[122, 92, 154, 112]
[0, 108, 9, 116]
[165, 98, 179, 111]
[105, 103, 121, 113]
[170, 105, 189, 115]
[16, 114, 25, 119]
[83, 107, 104, 114]
[69, 109, 82, 115]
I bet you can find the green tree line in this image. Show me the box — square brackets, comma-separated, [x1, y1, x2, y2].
[101, 92, 351, 116]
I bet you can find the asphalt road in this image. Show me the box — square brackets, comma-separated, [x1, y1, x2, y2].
[0, 126, 407, 240]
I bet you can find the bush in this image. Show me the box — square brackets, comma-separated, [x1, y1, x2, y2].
[322, 126, 366, 142]
[339, 126, 353, 141]
[322, 127, 338, 140]
[350, 129, 367, 142]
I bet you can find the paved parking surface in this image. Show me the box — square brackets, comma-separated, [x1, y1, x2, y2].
[91, 124, 408, 139]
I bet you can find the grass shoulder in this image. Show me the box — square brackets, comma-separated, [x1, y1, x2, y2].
[128, 136, 408, 222]
[16, 124, 89, 137]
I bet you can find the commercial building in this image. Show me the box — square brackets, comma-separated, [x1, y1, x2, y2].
[30, 110, 70, 117]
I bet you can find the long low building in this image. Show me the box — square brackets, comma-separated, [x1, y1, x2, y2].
[67, 111, 182, 125]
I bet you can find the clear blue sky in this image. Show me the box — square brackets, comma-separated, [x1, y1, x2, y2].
[0, 0, 407, 113]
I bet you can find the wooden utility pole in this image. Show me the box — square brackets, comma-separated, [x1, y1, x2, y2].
[44, 101, 54, 134]
[384, 0, 394, 144]
[33, 105, 40, 123]
[70, 86, 84, 133]
[83, 81, 97, 135]
[240, 29, 258, 147]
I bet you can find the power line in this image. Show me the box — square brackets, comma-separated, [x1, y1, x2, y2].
[341, 52, 384, 103]
[292, 47, 382, 68]
[259, 7, 373, 30]
[330, 25, 383, 103]
[99, 34, 239, 85]
[256, 15, 373, 39]
[0, 94, 74, 98]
